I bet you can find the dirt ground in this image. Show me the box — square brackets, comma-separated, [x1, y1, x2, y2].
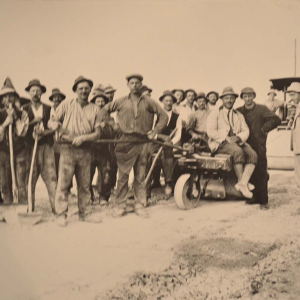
[1, 170, 300, 300]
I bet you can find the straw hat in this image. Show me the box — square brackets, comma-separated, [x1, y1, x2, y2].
[0, 77, 19, 97]
[25, 79, 46, 93]
[219, 86, 239, 99]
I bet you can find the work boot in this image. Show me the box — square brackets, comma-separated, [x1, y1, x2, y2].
[260, 204, 270, 210]
[245, 199, 260, 205]
[235, 183, 253, 199]
[165, 184, 172, 196]
[56, 215, 67, 227]
[113, 207, 127, 218]
[135, 205, 149, 218]
[79, 213, 102, 223]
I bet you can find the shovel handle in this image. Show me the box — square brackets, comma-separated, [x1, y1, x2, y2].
[28, 135, 38, 213]
[8, 124, 18, 203]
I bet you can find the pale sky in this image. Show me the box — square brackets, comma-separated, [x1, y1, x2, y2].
[0, 0, 299, 106]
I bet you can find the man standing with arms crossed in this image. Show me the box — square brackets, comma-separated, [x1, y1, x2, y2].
[100, 74, 168, 218]
[50, 76, 102, 226]
[238, 87, 281, 210]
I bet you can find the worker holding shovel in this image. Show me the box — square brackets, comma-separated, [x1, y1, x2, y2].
[0, 77, 29, 204]
[23, 79, 57, 215]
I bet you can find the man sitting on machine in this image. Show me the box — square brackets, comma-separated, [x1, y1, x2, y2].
[207, 87, 258, 199]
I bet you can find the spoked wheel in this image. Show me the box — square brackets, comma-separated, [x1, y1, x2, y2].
[174, 173, 201, 210]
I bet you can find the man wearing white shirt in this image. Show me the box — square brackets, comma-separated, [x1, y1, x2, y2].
[148, 90, 182, 196]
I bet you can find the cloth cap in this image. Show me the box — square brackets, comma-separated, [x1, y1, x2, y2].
[267, 89, 277, 96]
[195, 92, 207, 100]
[25, 79, 46, 93]
[140, 85, 152, 94]
[159, 90, 177, 103]
[286, 82, 300, 93]
[126, 74, 143, 82]
[220, 86, 239, 99]
[240, 87, 256, 98]
[72, 76, 93, 92]
[104, 85, 117, 93]
[49, 88, 66, 101]
[90, 90, 109, 104]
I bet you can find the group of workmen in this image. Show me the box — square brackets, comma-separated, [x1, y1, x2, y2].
[0, 73, 290, 227]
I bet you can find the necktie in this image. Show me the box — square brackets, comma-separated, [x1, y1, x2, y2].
[227, 110, 234, 136]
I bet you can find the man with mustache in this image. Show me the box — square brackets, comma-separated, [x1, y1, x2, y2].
[50, 76, 102, 226]
[0, 77, 29, 204]
[100, 74, 168, 218]
[23, 79, 57, 214]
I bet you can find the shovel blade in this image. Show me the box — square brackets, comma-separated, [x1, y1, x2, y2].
[18, 212, 43, 226]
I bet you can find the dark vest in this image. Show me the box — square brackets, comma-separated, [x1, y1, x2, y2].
[22, 103, 54, 147]
[161, 112, 179, 136]
[0, 108, 26, 154]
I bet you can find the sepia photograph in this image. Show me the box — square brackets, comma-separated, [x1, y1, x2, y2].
[1, 0, 300, 299]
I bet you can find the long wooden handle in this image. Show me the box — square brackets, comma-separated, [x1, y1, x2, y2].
[28, 136, 38, 212]
[8, 124, 18, 203]
[144, 128, 178, 186]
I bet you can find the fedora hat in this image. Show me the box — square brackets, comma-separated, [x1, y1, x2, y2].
[0, 77, 19, 97]
[219, 86, 239, 99]
[72, 76, 93, 92]
[240, 87, 256, 99]
[159, 90, 177, 103]
[206, 91, 219, 99]
[286, 82, 300, 93]
[126, 74, 143, 82]
[172, 89, 185, 95]
[90, 90, 109, 104]
[104, 85, 117, 93]
[49, 88, 66, 101]
[25, 79, 46, 93]
[140, 85, 152, 94]
[267, 89, 277, 96]
[184, 89, 197, 99]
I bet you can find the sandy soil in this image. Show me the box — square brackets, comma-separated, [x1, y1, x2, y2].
[0, 170, 300, 300]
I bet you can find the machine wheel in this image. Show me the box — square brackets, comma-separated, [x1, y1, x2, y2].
[174, 173, 201, 210]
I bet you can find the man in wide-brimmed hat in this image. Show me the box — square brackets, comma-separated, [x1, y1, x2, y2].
[23, 79, 57, 214]
[238, 87, 281, 210]
[100, 73, 168, 218]
[207, 86, 258, 199]
[186, 92, 210, 148]
[49, 76, 102, 226]
[285, 82, 300, 189]
[147, 90, 182, 196]
[0, 77, 29, 204]
[48, 88, 66, 179]
[206, 91, 219, 111]
[89, 90, 112, 206]
[265, 89, 284, 116]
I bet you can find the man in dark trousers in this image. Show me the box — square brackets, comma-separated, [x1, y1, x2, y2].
[148, 90, 182, 196]
[100, 74, 168, 218]
[23, 79, 57, 214]
[237, 87, 281, 210]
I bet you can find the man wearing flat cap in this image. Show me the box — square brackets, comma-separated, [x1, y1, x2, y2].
[100, 74, 168, 218]
[148, 90, 182, 196]
[89, 91, 112, 206]
[49, 76, 102, 226]
[207, 87, 258, 199]
[0, 77, 29, 204]
[238, 87, 281, 210]
[23, 79, 57, 214]
[286, 83, 300, 188]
